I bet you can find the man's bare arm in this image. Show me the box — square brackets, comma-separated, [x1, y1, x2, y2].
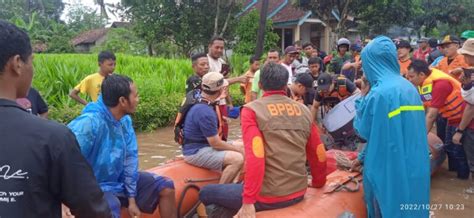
[69, 89, 88, 105]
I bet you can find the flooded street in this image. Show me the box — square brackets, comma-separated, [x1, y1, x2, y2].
[136, 119, 242, 169]
[136, 120, 474, 217]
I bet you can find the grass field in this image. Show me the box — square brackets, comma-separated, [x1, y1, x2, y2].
[33, 53, 247, 131]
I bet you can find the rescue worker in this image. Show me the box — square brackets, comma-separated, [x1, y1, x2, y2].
[351, 36, 430, 217]
[436, 35, 469, 80]
[407, 60, 471, 180]
[199, 63, 326, 217]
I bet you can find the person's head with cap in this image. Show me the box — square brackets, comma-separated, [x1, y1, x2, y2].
[417, 37, 429, 49]
[439, 35, 461, 58]
[428, 38, 438, 49]
[0, 20, 33, 100]
[459, 38, 474, 66]
[395, 39, 412, 60]
[283, 46, 299, 65]
[316, 72, 334, 95]
[200, 71, 228, 100]
[290, 73, 314, 96]
[191, 53, 209, 77]
[259, 62, 289, 92]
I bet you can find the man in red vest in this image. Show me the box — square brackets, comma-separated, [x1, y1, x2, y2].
[199, 63, 327, 217]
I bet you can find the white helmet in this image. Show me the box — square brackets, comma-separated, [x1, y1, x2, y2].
[337, 38, 351, 47]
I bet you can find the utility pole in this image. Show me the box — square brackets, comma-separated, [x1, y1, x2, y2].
[254, 0, 269, 58]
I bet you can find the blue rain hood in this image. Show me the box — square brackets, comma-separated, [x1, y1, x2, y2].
[68, 96, 139, 197]
[355, 36, 430, 217]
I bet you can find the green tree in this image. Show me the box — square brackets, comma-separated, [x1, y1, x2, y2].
[295, 0, 420, 36]
[234, 10, 279, 55]
[0, 0, 64, 22]
[411, 0, 474, 36]
[122, 0, 241, 56]
[65, 1, 107, 32]
[354, 0, 419, 35]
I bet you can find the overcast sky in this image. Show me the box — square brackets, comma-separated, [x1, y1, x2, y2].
[61, 0, 122, 23]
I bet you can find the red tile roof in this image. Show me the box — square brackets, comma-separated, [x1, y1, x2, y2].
[71, 28, 108, 46]
[271, 3, 307, 23]
[242, 0, 308, 24]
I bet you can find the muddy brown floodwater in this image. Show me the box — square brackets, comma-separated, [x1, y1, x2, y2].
[136, 119, 473, 218]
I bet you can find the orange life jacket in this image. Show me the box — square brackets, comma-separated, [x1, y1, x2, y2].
[436, 54, 469, 81]
[418, 69, 465, 122]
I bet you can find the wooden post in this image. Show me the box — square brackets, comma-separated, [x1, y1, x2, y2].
[254, 0, 269, 58]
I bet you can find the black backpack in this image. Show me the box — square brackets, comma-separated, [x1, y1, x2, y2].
[173, 90, 212, 145]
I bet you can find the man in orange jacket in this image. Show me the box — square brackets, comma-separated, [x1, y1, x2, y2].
[436, 35, 469, 80]
[408, 60, 473, 180]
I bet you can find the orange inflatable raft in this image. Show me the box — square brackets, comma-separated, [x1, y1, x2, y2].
[120, 156, 365, 218]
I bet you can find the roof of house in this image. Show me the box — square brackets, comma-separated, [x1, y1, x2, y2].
[71, 28, 109, 46]
[240, 0, 309, 26]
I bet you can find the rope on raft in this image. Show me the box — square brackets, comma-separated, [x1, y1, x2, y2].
[334, 150, 354, 170]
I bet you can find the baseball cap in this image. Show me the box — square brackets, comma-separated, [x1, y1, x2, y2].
[316, 73, 333, 92]
[294, 73, 314, 89]
[438, 35, 461, 46]
[396, 40, 412, 49]
[201, 72, 228, 92]
[185, 75, 201, 91]
[284, 46, 299, 55]
[417, 37, 429, 43]
[458, 38, 474, 56]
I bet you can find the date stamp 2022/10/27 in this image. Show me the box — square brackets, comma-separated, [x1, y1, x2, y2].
[400, 203, 465, 211]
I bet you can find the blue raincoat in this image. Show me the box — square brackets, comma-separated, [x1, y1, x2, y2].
[355, 36, 430, 217]
[68, 96, 139, 197]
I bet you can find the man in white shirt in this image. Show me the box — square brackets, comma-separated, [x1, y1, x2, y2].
[281, 46, 298, 85]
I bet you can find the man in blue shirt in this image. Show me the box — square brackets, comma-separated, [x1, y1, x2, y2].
[183, 72, 244, 184]
[68, 75, 177, 218]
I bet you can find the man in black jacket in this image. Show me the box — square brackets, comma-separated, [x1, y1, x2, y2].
[0, 20, 111, 217]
